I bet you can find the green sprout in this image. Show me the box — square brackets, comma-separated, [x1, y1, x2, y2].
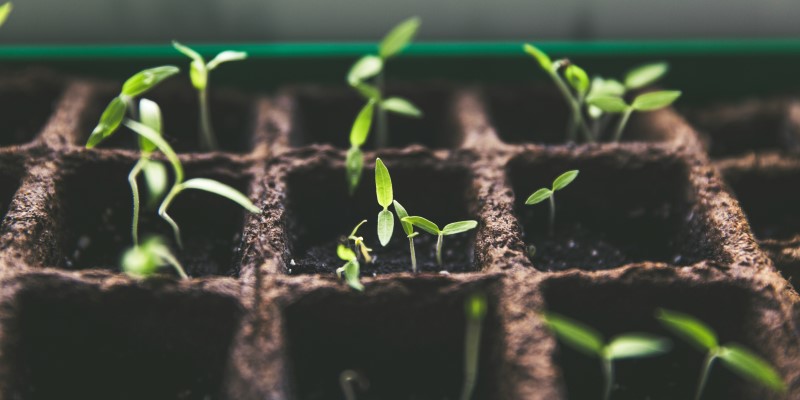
[0, 3, 13, 28]
[587, 90, 681, 142]
[173, 41, 247, 150]
[346, 101, 374, 194]
[544, 312, 671, 400]
[336, 244, 363, 292]
[340, 370, 369, 400]
[128, 99, 168, 246]
[393, 200, 419, 273]
[460, 292, 487, 400]
[348, 16, 423, 149]
[86, 65, 180, 148]
[401, 216, 477, 266]
[347, 219, 373, 264]
[657, 309, 785, 399]
[525, 170, 578, 236]
[122, 235, 187, 279]
[375, 158, 395, 246]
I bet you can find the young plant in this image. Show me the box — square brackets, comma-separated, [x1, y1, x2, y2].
[86, 65, 180, 147]
[128, 99, 168, 246]
[656, 309, 785, 399]
[375, 158, 395, 246]
[587, 90, 681, 142]
[544, 312, 671, 400]
[348, 16, 423, 148]
[346, 101, 375, 194]
[336, 244, 364, 292]
[401, 216, 477, 267]
[460, 292, 488, 400]
[393, 200, 419, 273]
[173, 41, 247, 150]
[525, 170, 578, 236]
[122, 235, 187, 279]
[339, 370, 369, 400]
[347, 219, 373, 263]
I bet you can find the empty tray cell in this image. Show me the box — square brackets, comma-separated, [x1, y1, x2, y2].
[0, 72, 65, 147]
[53, 156, 252, 277]
[287, 85, 459, 149]
[686, 99, 800, 158]
[79, 81, 255, 153]
[283, 279, 504, 400]
[507, 152, 708, 271]
[282, 158, 476, 274]
[542, 275, 779, 400]
[483, 86, 680, 145]
[3, 278, 241, 400]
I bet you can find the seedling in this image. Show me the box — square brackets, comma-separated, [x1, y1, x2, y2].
[346, 101, 374, 194]
[348, 16, 423, 148]
[121, 235, 187, 279]
[336, 244, 364, 292]
[340, 370, 369, 400]
[525, 170, 578, 236]
[544, 312, 671, 400]
[587, 90, 681, 142]
[393, 200, 419, 273]
[86, 65, 180, 147]
[460, 292, 487, 400]
[0, 3, 13, 28]
[173, 41, 247, 150]
[657, 309, 785, 399]
[374, 158, 395, 246]
[401, 216, 477, 266]
[347, 219, 373, 263]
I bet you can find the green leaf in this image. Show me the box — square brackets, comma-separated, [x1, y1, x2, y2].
[172, 41, 204, 64]
[350, 101, 375, 147]
[379, 16, 421, 59]
[377, 209, 394, 246]
[121, 242, 159, 278]
[375, 158, 393, 208]
[718, 345, 785, 392]
[346, 147, 364, 195]
[465, 292, 487, 320]
[632, 90, 682, 111]
[0, 3, 13, 28]
[353, 82, 381, 101]
[337, 244, 357, 261]
[589, 77, 626, 98]
[605, 334, 671, 360]
[347, 55, 383, 86]
[142, 160, 168, 205]
[121, 66, 180, 97]
[381, 97, 422, 118]
[625, 62, 669, 90]
[342, 260, 364, 291]
[552, 170, 579, 191]
[525, 188, 552, 205]
[393, 200, 414, 236]
[543, 313, 604, 356]
[401, 216, 440, 235]
[87, 96, 126, 148]
[207, 50, 247, 70]
[179, 178, 260, 214]
[565, 65, 589, 94]
[523, 43, 552, 71]
[441, 220, 478, 235]
[138, 98, 162, 153]
[124, 120, 184, 183]
[587, 95, 629, 113]
[349, 220, 368, 238]
[656, 309, 718, 351]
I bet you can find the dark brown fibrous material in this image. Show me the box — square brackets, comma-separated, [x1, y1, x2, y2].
[0, 70, 796, 400]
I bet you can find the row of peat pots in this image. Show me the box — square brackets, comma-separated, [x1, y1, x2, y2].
[0, 68, 796, 399]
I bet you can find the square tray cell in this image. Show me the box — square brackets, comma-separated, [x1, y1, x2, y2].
[2, 278, 241, 400]
[286, 85, 460, 149]
[283, 279, 503, 400]
[53, 156, 252, 277]
[507, 152, 709, 271]
[281, 158, 477, 274]
[483, 86, 681, 145]
[79, 81, 256, 153]
[542, 275, 778, 400]
[0, 72, 66, 147]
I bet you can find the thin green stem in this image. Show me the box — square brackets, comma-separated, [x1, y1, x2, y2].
[436, 233, 443, 266]
[158, 185, 184, 249]
[602, 357, 614, 400]
[613, 108, 634, 143]
[375, 71, 388, 148]
[199, 87, 218, 150]
[459, 317, 483, 400]
[128, 158, 147, 246]
[155, 246, 188, 279]
[549, 69, 593, 143]
[409, 236, 417, 273]
[695, 351, 717, 400]
[548, 193, 556, 236]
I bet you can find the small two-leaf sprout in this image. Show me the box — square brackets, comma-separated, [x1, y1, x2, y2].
[402, 216, 477, 267]
[337, 220, 373, 291]
[460, 292, 488, 400]
[588, 90, 682, 142]
[544, 312, 671, 400]
[122, 235, 187, 279]
[657, 309, 785, 400]
[348, 16, 423, 149]
[173, 41, 247, 150]
[525, 170, 578, 236]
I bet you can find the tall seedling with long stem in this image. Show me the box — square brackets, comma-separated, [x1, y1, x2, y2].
[525, 170, 578, 236]
[401, 216, 477, 266]
[348, 16, 423, 148]
[173, 41, 247, 150]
